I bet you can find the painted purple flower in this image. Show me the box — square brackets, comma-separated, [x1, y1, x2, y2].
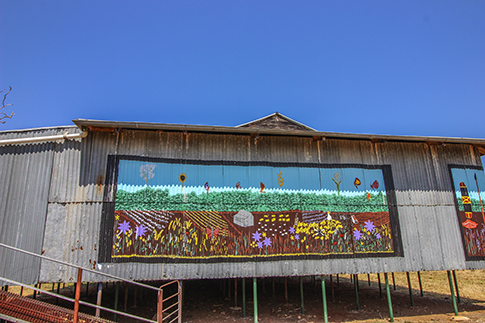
[364, 220, 375, 232]
[376, 233, 381, 240]
[289, 227, 296, 234]
[135, 224, 147, 239]
[252, 231, 262, 242]
[118, 220, 130, 234]
[353, 229, 362, 241]
[263, 237, 271, 247]
[257, 241, 263, 249]
[295, 234, 300, 241]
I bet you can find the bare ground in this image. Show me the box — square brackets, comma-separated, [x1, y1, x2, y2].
[8, 270, 485, 323]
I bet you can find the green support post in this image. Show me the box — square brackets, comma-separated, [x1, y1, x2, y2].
[447, 271, 459, 316]
[300, 276, 304, 315]
[354, 274, 360, 311]
[321, 276, 328, 323]
[452, 270, 461, 303]
[242, 278, 246, 318]
[113, 281, 120, 322]
[406, 272, 414, 307]
[417, 271, 424, 297]
[253, 278, 258, 323]
[384, 273, 394, 322]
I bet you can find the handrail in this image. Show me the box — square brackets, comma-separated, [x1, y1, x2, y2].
[0, 277, 155, 323]
[0, 242, 164, 323]
[0, 242, 158, 291]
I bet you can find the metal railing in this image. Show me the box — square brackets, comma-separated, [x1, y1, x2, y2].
[0, 242, 181, 323]
[158, 280, 182, 323]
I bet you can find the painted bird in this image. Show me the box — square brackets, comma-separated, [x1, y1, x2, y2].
[354, 177, 361, 189]
[236, 182, 241, 189]
[370, 180, 379, 190]
[260, 182, 265, 193]
[204, 182, 209, 194]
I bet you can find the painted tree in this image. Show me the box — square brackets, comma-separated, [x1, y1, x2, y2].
[332, 172, 342, 196]
[140, 164, 156, 186]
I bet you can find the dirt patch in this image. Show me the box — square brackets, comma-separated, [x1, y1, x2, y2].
[5, 270, 485, 322]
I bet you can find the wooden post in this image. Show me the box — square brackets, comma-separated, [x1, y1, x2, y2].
[95, 282, 103, 317]
[73, 268, 82, 323]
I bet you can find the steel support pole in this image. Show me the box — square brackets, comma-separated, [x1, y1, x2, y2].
[378, 273, 382, 299]
[447, 271, 459, 316]
[253, 278, 258, 323]
[321, 276, 328, 323]
[354, 274, 360, 311]
[95, 282, 103, 317]
[367, 274, 371, 286]
[242, 278, 246, 318]
[330, 274, 335, 303]
[114, 281, 120, 322]
[300, 276, 304, 315]
[406, 272, 414, 307]
[56, 283, 60, 305]
[73, 268, 82, 323]
[178, 280, 183, 323]
[157, 289, 163, 323]
[452, 270, 461, 303]
[417, 271, 424, 297]
[384, 273, 394, 322]
[284, 277, 288, 303]
[235, 278, 238, 307]
[392, 272, 396, 290]
[336, 274, 339, 288]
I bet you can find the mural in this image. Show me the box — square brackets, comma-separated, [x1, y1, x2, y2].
[450, 166, 485, 260]
[103, 156, 402, 262]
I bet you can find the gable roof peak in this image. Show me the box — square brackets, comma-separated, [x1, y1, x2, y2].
[236, 112, 317, 132]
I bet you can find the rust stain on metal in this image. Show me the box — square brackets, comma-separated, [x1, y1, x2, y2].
[96, 174, 104, 194]
[0, 290, 115, 323]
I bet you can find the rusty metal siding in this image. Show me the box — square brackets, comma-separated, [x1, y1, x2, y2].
[42, 131, 484, 281]
[0, 127, 81, 285]
[2, 126, 485, 284]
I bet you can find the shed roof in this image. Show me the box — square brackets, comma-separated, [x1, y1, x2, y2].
[72, 113, 485, 155]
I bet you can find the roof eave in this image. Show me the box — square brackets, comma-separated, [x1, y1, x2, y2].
[72, 118, 485, 149]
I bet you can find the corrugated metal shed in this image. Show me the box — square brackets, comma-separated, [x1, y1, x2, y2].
[2, 116, 485, 284]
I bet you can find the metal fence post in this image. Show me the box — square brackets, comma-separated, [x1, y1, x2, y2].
[73, 268, 83, 323]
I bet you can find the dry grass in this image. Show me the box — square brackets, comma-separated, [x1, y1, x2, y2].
[358, 269, 485, 305]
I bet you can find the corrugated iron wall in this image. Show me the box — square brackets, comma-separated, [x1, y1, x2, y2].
[2, 127, 484, 284]
[0, 127, 82, 285]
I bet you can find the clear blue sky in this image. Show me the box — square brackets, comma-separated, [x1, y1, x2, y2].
[1, 1, 485, 144]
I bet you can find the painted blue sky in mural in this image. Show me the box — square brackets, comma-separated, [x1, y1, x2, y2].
[451, 168, 485, 201]
[117, 159, 386, 197]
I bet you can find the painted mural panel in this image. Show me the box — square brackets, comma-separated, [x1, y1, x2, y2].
[450, 166, 485, 260]
[103, 156, 402, 262]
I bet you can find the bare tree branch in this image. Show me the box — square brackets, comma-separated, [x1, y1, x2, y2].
[0, 86, 14, 124]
